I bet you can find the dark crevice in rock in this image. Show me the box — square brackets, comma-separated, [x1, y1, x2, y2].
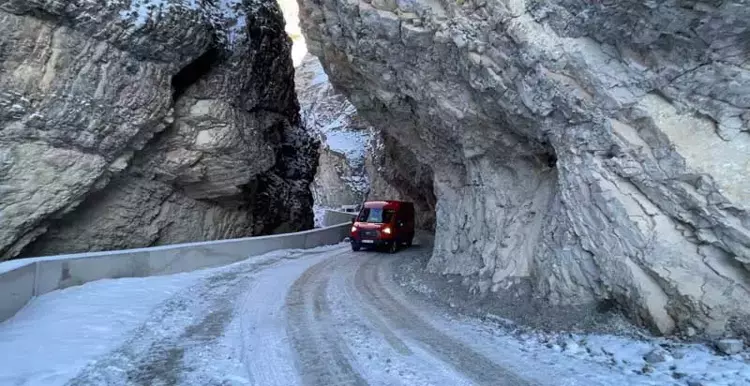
[545, 151, 558, 167]
[366, 131, 437, 231]
[13, 7, 60, 24]
[244, 1, 299, 124]
[252, 123, 319, 234]
[171, 47, 221, 101]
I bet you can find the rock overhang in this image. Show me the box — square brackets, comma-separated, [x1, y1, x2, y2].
[296, 0, 750, 336]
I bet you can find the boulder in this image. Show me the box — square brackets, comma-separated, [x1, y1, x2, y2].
[716, 339, 744, 355]
[644, 348, 670, 364]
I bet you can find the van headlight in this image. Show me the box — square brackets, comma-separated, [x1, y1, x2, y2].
[351, 226, 357, 232]
[383, 227, 392, 235]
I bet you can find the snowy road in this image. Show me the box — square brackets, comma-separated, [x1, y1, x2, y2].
[2, 244, 748, 386]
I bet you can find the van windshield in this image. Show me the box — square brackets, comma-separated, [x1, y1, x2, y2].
[358, 208, 395, 223]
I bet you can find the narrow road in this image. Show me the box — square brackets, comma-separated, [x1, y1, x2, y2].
[59, 244, 536, 386]
[3, 244, 744, 386]
[277, 250, 529, 386]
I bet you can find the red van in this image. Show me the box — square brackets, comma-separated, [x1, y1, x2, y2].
[350, 200, 415, 253]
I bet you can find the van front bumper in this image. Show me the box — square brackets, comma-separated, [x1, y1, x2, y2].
[351, 238, 392, 247]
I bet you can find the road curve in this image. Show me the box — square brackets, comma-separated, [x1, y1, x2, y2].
[239, 245, 533, 386]
[64, 245, 539, 386]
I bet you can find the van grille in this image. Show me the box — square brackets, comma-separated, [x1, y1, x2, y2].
[360, 230, 379, 239]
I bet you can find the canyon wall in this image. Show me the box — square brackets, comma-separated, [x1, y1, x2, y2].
[0, 0, 316, 258]
[296, 54, 370, 208]
[365, 130, 437, 231]
[298, 0, 750, 337]
[296, 54, 435, 226]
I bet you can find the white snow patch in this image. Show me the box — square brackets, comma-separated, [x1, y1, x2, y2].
[395, 269, 750, 385]
[323, 129, 368, 167]
[295, 56, 371, 170]
[217, 0, 248, 45]
[313, 205, 329, 228]
[0, 245, 346, 386]
[0, 271, 205, 386]
[310, 67, 329, 87]
[325, 272, 475, 385]
[118, 0, 199, 27]
[342, 175, 369, 193]
[448, 316, 750, 386]
[117, 0, 248, 46]
[287, 242, 349, 255]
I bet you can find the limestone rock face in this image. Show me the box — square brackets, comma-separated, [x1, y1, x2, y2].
[1, 0, 316, 258]
[298, 0, 750, 336]
[296, 54, 370, 208]
[313, 146, 366, 207]
[365, 130, 436, 231]
[295, 54, 432, 220]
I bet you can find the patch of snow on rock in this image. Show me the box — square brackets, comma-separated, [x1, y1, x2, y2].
[295, 55, 370, 167]
[511, 330, 750, 385]
[324, 129, 368, 168]
[118, 0, 248, 47]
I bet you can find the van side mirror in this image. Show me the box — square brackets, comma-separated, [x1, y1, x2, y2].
[351, 218, 356, 224]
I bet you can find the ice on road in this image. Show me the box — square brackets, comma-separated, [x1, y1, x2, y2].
[1, 244, 748, 386]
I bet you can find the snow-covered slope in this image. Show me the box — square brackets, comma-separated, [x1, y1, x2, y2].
[296, 56, 370, 168]
[295, 55, 372, 209]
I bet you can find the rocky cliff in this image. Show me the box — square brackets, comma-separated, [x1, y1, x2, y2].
[295, 54, 370, 208]
[298, 0, 750, 337]
[0, 0, 316, 259]
[295, 54, 434, 226]
[365, 130, 436, 231]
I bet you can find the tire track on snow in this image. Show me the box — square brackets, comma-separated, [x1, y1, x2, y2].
[355, 257, 532, 386]
[285, 258, 368, 386]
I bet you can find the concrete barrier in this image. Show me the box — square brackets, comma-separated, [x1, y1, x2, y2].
[0, 222, 350, 322]
[323, 210, 357, 227]
[0, 263, 35, 323]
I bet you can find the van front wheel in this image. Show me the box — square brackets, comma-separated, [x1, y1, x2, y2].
[388, 242, 398, 254]
[352, 243, 361, 252]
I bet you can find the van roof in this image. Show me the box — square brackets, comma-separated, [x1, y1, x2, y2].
[362, 200, 413, 209]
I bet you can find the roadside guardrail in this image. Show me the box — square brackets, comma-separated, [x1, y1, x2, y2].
[0, 210, 356, 323]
